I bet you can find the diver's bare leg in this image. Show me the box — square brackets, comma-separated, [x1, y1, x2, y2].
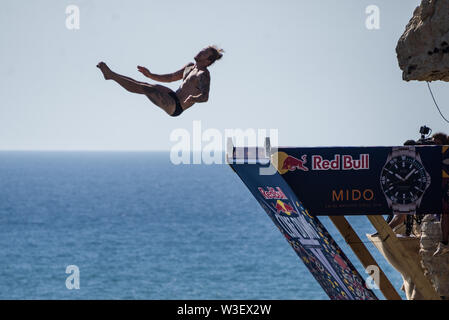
[97, 62, 176, 115]
[97, 62, 146, 94]
[140, 84, 177, 115]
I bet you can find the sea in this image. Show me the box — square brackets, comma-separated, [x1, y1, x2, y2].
[0, 152, 405, 300]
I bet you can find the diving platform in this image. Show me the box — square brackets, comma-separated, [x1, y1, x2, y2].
[227, 138, 448, 300]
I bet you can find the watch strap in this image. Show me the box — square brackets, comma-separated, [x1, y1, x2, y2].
[391, 146, 416, 158]
[392, 203, 417, 215]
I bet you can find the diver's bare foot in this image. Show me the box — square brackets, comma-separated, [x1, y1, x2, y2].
[97, 61, 113, 80]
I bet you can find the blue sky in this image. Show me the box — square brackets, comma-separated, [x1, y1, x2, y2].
[1, 0, 448, 150]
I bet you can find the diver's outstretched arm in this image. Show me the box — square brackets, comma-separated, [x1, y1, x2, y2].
[137, 62, 194, 83]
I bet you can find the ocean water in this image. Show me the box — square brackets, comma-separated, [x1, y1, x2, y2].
[0, 152, 405, 300]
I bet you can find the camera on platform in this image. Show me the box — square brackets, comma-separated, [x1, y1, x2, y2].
[417, 125, 433, 145]
[420, 125, 431, 137]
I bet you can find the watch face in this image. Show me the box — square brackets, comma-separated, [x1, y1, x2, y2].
[380, 156, 430, 205]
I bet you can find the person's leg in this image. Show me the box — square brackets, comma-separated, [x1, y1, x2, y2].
[388, 214, 406, 230]
[140, 84, 179, 115]
[97, 62, 147, 94]
[441, 214, 449, 244]
[434, 214, 449, 256]
[97, 62, 177, 115]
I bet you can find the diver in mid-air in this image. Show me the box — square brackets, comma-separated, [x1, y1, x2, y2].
[97, 45, 223, 117]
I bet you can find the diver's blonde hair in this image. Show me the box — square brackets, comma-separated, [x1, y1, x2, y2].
[206, 45, 224, 64]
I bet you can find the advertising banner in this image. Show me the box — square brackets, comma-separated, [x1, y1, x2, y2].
[272, 146, 449, 216]
[231, 160, 377, 300]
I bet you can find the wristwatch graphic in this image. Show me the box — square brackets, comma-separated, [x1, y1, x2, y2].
[380, 146, 431, 214]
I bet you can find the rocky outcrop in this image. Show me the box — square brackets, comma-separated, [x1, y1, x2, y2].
[367, 232, 424, 300]
[396, 0, 449, 81]
[419, 215, 449, 299]
[368, 223, 426, 300]
[368, 217, 449, 300]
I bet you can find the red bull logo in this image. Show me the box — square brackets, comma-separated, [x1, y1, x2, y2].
[258, 187, 287, 200]
[281, 155, 309, 172]
[273, 151, 369, 174]
[272, 152, 309, 175]
[274, 200, 297, 215]
[312, 154, 369, 171]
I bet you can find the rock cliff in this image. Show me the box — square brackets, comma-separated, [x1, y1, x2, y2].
[396, 0, 449, 81]
[419, 215, 449, 299]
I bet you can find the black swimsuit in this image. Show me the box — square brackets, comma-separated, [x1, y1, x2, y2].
[168, 92, 183, 117]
